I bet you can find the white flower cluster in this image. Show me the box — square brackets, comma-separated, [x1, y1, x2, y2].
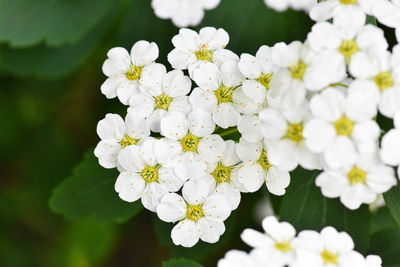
[218, 216, 382, 267]
[95, 0, 400, 248]
[151, 0, 221, 27]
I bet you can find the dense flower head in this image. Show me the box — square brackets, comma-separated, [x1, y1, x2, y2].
[95, 0, 400, 249]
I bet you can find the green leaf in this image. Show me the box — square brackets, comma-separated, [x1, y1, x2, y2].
[384, 183, 400, 227]
[48, 218, 117, 267]
[0, 0, 115, 47]
[49, 150, 142, 223]
[366, 16, 377, 26]
[162, 258, 203, 267]
[0, 12, 112, 79]
[279, 168, 371, 252]
[368, 227, 400, 266]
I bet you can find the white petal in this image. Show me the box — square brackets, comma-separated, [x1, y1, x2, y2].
[157, 193, 186, 222]
[266, 166, 290, 196]
[380, 130, 400, 165]
[115, 172, 145, 202]
[103, 47, 130, 76]
[101, 77, 123, 99]
[117, 145, 144, 171]
[215, 183, 241, 210]
[130, 41, 159, 66]
[235, 139, 262, 162]
[193, 62, 221, 91]
[159, 167, 186, 192]
[189, 87, 218, 113]
[125, 112, 150, 139]
[221, 60, 245, 87]
[199, 27, 229, 50]
[238, 53, 262, 79]
[203, 193, 231, 221]
[97, 113, 125, 140]
[316, 171, 348, 198]
[171, 220, 200, 247]
[188, 108, 215, 137]
[94, 139, 121, 168]
[160, 111, 188, 140]
[117, 80, 139, 105]
[213, 103, 242, 129]
[237, 162, 264, 193]
[198, 134, 226, 162]
[324, 136, 357, 169]
[141, 183, 168, 212]
[199, 219, 226, 243]
[259, 108, 287, 140]
[268, 140, 299, 172]
[310, 88, 345, 121]
[182, 179, 210, 205]
[303, 119, 336, 153]
[163, 70, 192, 97]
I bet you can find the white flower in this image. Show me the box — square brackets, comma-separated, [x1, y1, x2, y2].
[350, 46, 400, 118]
[129, 69, 192, 132]
[168, 27, 238, 76]
[270, 41, 345, 108]
[156, 109, 226, 180]
[380, 110, 400, 165]
[191, 61, 258, 128]
[259, 106, 321, 171]
[303, 86, 380, 169]
[241, 216, 297, 266]
[115, 138, 185, 211]
[198, 140, 243, 210]
[292, 226, 365, 267]
[237, 114, 263, 143]
[235, 138, 290, 195]
[157, 179, 231, 247]
[218, 250, 256, 267]
[309, 0, 377, 23]
[238, 45, 278, 110]
[264, 0, 317, 12]
[373, 0, 400, 29]
[365, 255, 383, 267]
[316, 152, 397, 209]
[94, 112, 150, 169]
[308, 21, 388, 71]
[101, 41, 160, 105]
[151, 0, 220, 28]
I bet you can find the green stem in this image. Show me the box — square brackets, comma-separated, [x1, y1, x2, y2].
[330, 82, 349, 88]
[219, 127, 239, 137]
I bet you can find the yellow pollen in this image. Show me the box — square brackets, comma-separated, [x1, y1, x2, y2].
[320, 250, 338, 265]
[140, 164, 160, 183]
[347, 166, 367, 185]
[154, 93, 173, 111]
[274, 241, 293, 253]
[125, 64, 142, 80]
[339, 0, 357, 4]
[212, 162, 232, 184]
[180, 133, 200, 152]
[120, 134, 139, 148]
[334, 116, 354, 136]
[215, 85, 234, 104]
[186, 204, 204, 221]
[286, 123, 304, 143]
[375, 71, 394, 91]
[289, 60, 307, 80]
[257, 73, 273, 89]
[195, 44, 212, 61]
[258, 150, 271, 170]
[339, 39, 359, 64]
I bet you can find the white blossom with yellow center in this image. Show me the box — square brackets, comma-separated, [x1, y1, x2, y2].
[350, 46, 400, 118]
[94, 112, 150, 169]
[303, 86, 380, 169]
[115, 138, 185, 212]
[191, 60, 258, 129]
[129, 69, 192, 132]
[168, 27, 238, 77]
[316, 152, 397, 210]
[157, 179, 231, 247]
[241, 216, 297, 266]
[235, 138, 290, 196]
[156, 109, 226, 181]
[101, 40, 161, 105]
[259, 106, 321, 171]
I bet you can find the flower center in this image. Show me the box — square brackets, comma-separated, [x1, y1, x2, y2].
[339, 0, 357, 4]
[286, 123, 304, 143]
[258, 150, 271, 170]
[180, 133, 200, 152]
[154, 93, 173, 111]
[186, 204, 204, 221]
[375, 71, 394, 91]
[125, 64, 142, 81]
[334, 116, 354, 136]
[339, 40, 359, 64]
[320, 250, 338, 265]
[289, 60, 307, 80]
[215, 85, 234, 104]
[195, 44, 212, 61]
[257, 73, 273, 89]
[274, 241, 293, 253]
[120, 134, 139, 148]
[347, 166, 367, 185]
[140, 164, 160, 183]
[212, 162, 232, 184]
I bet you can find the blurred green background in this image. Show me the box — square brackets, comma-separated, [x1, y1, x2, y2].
[1, 0, 398, 266]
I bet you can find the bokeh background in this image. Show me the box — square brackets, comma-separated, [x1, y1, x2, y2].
[1, 0, 399, 266]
